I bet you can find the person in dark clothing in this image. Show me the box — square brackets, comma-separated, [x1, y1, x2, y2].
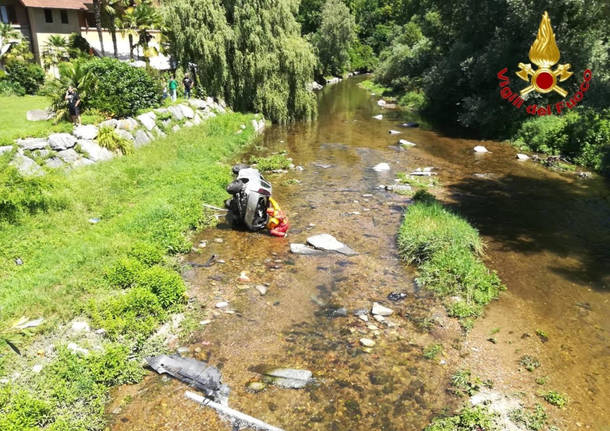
[65, 86, 81, 125]
[183, 74, 194, 100]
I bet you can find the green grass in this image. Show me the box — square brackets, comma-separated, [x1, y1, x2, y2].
[397, 194, 504, 325]
[358, 79, 397, 101]
[0, 112, 258, 429]
[249, 153, 292, 171]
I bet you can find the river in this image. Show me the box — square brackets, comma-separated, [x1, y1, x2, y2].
[108, 77, 609, 430]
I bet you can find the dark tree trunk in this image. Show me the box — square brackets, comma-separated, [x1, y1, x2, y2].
[111, 25, 118, 58]
[93, 0, 105, 56]
[128, 33, 133, 60]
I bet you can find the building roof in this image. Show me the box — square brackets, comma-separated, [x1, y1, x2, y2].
[19, 0, 93, 10]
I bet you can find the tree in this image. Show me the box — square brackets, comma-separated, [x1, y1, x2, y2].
[92, 0, 106, 56]
[163, 0, 317, 123]
[0, 23, 31, 69]
[314, 0, 356, 76]
[103, 0, 123, 58]
[119, 0, 161, 62]
[42, 35, 70, 71]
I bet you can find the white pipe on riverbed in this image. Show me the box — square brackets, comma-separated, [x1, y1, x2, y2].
[184, 391, 286, 431]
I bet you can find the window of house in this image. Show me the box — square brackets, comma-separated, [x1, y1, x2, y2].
[0, 5, 17, 24]
[60, 10, 68, 24]
[44, 8, 53, 23]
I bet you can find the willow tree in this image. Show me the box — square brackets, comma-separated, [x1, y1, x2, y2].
[163, 0, 317, 123]
[314, 0, 356, 76]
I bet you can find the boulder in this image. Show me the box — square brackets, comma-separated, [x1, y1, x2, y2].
[188, 98, 208, 110]
[372, 302, 393, 316]
[192, 115, 201, 126]
[168, 105, 184, 121]
[117, 117, 138, 131]
[377, 99, 387, 107]
[16, 137, 48, 150]
[57, 149, 80, 164]
[10, 153, 43, 176]
[0, 145, 13, 155]
[48, 133, 77, 151]
[184, 120, 194, 128]
[474, 145, 489, 153]
[325, 77, 341, 85]
[264, 369, 312, 389]
[179, 104, 195, 119]
[115, 129, 134, 141]
[99, 119, 118, 129]
[72, 158, 95, 167]
[152, 126, 166, 138]
[154, 107, 169, 114]
[516, 153, 530, 161]
[26, 109, 53, 122]
[137, 112, 157, 131]
[73, 124, 98, 140]
[308, 81, 323, 91]
[306, 234, 358, 256]
[78, 140, 114, 162]
[134, 129, 152, 148]
[373, 162, 391, 172]
[45, 157, 64, 169]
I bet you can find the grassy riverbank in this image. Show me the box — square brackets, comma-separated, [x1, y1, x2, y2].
[0, 112, 259, 429]
[398, 192, 504, 329]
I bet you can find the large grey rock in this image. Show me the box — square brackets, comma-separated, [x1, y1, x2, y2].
[307, 234, 358, 256]
[78, 140, 114, 162]
[26, 109, 53, 122]
[168, 105, 184, 121]
[16, 137, 48, 151]
[72, 158, 95, 167]
[99, 119, 118, 129]
[184, 120, 194, 128]
[0, 145, 13, 155]
[152, 126, 166, 138]
[57, 149, 80, 163]
[179, 104, 195, 119]
[136, 112, 157, 131]
[48, 133, 77, 151]
[189, 99, 208, 110]
[373, 163, 391, 172]
[73, 125, 98, 140]
[154, 107, 169, 115]
[10, 153, 43, 176]
[372, 302, 394, 316]
[115, 129, 134, 141]
[290, 243, 326, 256]
[264, 369, 312, 389]
[134, 129, 151, 148]
[192, 115, 201, 126]
[45, 157, 64, 169]
[117, 117, 138, 131]
[32, 149, 51, 158]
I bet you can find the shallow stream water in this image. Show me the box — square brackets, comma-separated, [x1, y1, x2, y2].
[109, 78, 609, 430]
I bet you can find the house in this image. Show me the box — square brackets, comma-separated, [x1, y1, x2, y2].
[0, 0, 169, 69]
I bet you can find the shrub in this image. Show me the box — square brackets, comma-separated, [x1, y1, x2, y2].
[425, 406, 498, 431]
[250, 153, 292, 171]
[0, 385, 50, 431]
[0, 164, 62, 224]
[128, 241, 164, 266]
[348, 40, 378, 72]
[97, 126, 133, 155]
[0, 79, 25, 96]
[104, 257, 145, 289]
[80, 57, 161, 117]
[136, 265, 186, 309]
[399, 90, 425, 111]
[4, 61, 45, 95]
[542, 391, 568, 408]
[450, 369, 481, 397]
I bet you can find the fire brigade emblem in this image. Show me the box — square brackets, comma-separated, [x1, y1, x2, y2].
[516, 11, 572, 97]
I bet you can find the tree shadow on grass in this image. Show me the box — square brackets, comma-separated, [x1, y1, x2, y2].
[443, 173, 610, 290]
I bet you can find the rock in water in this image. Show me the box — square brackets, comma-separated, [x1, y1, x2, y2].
[306, 234, 358, 256]
[360, 338, 376, 347]
[372, 302, 394, 316]
[516, 153, 530, 161]
[264, 368, 312, 389]
[373, 114, 383, 120]
[474, 145, 489, 153]
[398, 139, 416, 147]
[146, 354, 229, 403]
[290, 243, 327, 255]
[373, 163, 391, 172]
[377, 100, 386, 106]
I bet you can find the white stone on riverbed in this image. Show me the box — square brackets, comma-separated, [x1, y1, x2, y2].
[360, 338, 376, 347]
[516, 153, 530, 161]
[264, 368, 312, 389]
[373, 114, 383, 120]
[306, 234, 358, 256]
[215, 301, 229, 308]
[372, 302, 393, 316]
[373, 162, 391, 172]
[474, 145, 489, 153]
[48, 133, 77, 150]
[73, 125, 98, 140]
[78, 140, 114, 162]
[398, 139, 416, 147]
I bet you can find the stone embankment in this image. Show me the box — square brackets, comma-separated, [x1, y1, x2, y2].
[3, 98, 266, 176]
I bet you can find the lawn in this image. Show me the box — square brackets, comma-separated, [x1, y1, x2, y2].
[0, 111, 257, 328]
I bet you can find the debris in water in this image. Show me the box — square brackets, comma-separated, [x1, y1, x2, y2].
[373, 162, 391, 172]
[147, 355, 229, 402]
[387, 292, 407, 302]
[400, 122, 419, 128]
[372, 302, 393, 316]
[373, 114, 383, 120]
[313, 162, 333, 169]
[238, 271, 250, 282]
[263, 368, 313, 389]
[516, 153, 530, 161]
[474, 145, 489, 153]
[398, 139, 416, 147]
[388, 130, 402, 135]
[306, 233, 358, 256]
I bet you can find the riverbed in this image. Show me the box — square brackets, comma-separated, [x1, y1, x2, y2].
[108, 77, 609, 430]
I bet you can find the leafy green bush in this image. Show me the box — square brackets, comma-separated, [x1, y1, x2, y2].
[4, 61, 45, 95]
[348, 40, 378, 72]
[0, 79, 25, 96]
[104, 257, 145, 289]
[542, 391, 568, 408]
[250, 153, 292, 171]
[136, 265, 186, 309]
[97, 126, 133, 155]
[399, 90, 425, 110]
[425, 406, 498, 431]
[128, 241, 164, 266]
[513, 108, 610, 176]
[0, 164, 63, 224]
[450, 369, 481, 397]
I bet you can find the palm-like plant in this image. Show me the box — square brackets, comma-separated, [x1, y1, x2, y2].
[0, 23, 22, 67]
[48, 59, 96, 121]
[42, 35, 70, 70]
[119, 0, 161, 62]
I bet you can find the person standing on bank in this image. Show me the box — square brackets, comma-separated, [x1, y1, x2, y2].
[169, 76, 178, 102]
[183, 74, 194, 100]
[65, 86, 81, 126]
